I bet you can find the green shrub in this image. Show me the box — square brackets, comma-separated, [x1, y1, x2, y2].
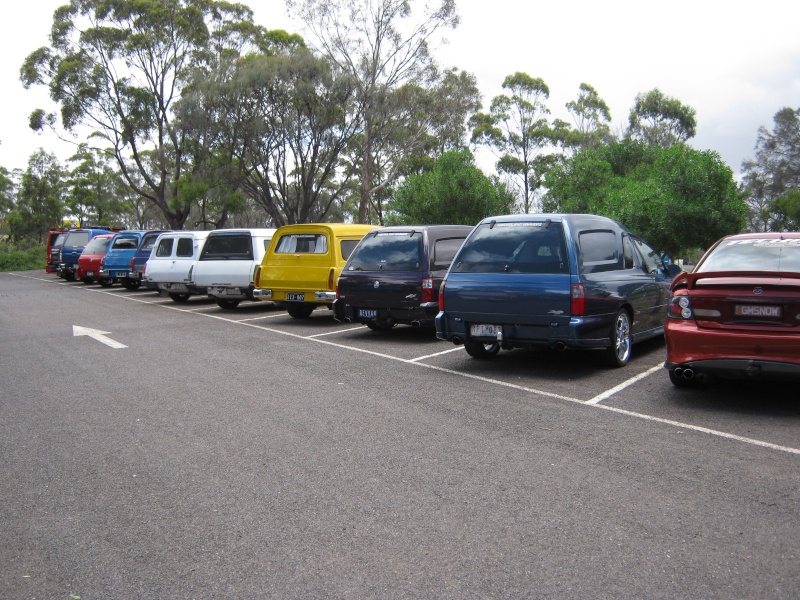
[0, 243, 46, 271]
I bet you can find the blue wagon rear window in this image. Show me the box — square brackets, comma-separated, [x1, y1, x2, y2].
[452, 222, 568, 274]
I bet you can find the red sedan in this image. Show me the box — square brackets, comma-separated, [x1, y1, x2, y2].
[665, 232, 800, 386]
[76, 234, 116, 286]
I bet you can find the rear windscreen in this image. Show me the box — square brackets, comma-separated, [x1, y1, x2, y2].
[451, 222, 568, 274]
[697, 238, 800, 272]
[346, 232, 422, 272]
[111, 236, 139, 250]
[200, 234, 253, 260]
[275, 234, 328, 254]
[83, 237, 111, 254]
[65, 232, 90, 247]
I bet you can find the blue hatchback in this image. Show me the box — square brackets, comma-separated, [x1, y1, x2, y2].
[99, 231, 148, 289]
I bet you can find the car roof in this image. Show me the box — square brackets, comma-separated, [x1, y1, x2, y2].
[719, 232, 800, 241]
[207, 228, 277, 236]
[273, 223, 378, 236]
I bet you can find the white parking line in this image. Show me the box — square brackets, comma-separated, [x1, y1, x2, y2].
[238, 313, 291, 322]
[308, 326, 366, 338]
[23, 272, 800, 457]
[408, 346, 465, 362]
[585, 364, 664, 405]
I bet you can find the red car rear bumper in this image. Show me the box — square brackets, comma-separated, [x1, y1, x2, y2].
[665, 319, 800, 380]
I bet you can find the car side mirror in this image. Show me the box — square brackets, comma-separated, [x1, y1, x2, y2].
[667, 264, 683, 278]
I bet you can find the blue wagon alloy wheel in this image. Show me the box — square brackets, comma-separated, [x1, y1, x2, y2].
[606, 309, 632, 367]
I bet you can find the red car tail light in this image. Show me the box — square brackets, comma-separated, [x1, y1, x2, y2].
[667, 295, 693, 319]
[570, 284, 585, 316]
[421, 277, 434, 303]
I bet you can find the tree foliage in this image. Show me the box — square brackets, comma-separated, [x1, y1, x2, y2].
[387, 149, 515, 225]
[740, 106, 800, 231]
[20, 0, 271, 229]
[6, 150, 64, 244]
[288, 0, 461, 223]
[543, 141, 747, 259]
[626, 88, 697, 148]
[565, 83, 614, 152]
[470, 72, 567, 213]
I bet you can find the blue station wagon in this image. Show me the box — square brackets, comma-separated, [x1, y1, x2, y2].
[435, 214, 681, 366]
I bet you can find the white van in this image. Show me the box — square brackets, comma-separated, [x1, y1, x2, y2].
[192, 228, 277, 309]
[143, 230, 211, 302]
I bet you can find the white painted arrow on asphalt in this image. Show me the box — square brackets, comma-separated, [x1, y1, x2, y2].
[72, 325, 128, 349]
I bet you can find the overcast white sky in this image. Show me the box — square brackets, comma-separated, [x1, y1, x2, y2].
[2, 0, 799, 179]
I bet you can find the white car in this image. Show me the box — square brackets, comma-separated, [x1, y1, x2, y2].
[192, 228, 277, 309]
[143, 230, 212, 302]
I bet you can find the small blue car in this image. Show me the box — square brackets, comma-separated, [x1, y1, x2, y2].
[99, 231, 148, 289]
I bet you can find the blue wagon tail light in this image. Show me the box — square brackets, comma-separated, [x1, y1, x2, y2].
[570, 284, 585, 316]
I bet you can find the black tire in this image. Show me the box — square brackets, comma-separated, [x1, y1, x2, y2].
[63, 272, 76, 282]
[216, 299, 241, 310]
[98, 277, 115, 288]
[669, 369, 699, 388]
[604, 309, 632, 368]
[286, 303, 314, 319]
[121, 279, 141, 290]
[464, 340, 501, 359]
[366, 321, 395, 331]
[169, 293, 191, 302]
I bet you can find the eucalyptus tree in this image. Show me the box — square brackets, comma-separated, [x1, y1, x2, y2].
[626, 88, 697, 148]
[287, 0, 460, 223]
[565, 82, 614, 152]
[20, 0, 268, 229]
[65, 144, 129, 226]
[740, 106, 800, 231]
[470, 72, 565, 213]
[177, 47, 359, 226]
[6, 150, 64, 244]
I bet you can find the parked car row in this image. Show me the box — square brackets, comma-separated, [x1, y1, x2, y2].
[48, 217, 800, 386]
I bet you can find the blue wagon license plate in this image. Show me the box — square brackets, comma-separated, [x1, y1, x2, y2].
[358, 309, 378, 318]
[471, 323, 501, 338]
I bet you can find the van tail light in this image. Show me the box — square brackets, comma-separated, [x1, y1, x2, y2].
[438, 280, 446, 311]
[421, 278, 434, 303]
[570, 283, 586, 316]
[253, 265, 261, 287]
[328, 268, 335, 290]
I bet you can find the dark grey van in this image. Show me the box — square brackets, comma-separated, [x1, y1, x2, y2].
[333, 225, 473, 330]
[435, 214, 681, 366]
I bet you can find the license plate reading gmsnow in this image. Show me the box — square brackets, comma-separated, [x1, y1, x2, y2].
[735, 304, 782, 318]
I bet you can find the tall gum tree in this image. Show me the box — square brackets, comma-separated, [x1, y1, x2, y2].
[20, 0, 265, 229]
[470, 72, 563, 213]
[286, 0, 460, 223]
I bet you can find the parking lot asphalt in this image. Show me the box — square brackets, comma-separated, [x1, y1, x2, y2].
[2, 271, 799, 599]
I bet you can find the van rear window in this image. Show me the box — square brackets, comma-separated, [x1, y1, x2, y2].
[275, 234, 328, 254]
[200, 234, 253, 260]
[346, 232, 422, 272]
[451, 222, 568, 274]
[155, 238, 174, 257]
